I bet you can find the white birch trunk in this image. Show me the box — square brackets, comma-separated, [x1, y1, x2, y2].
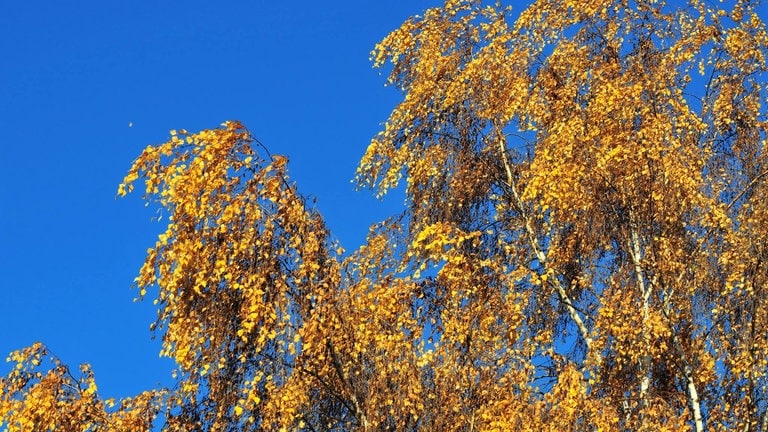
[629, 228, 652, 410]
[660, 274, 706, 432]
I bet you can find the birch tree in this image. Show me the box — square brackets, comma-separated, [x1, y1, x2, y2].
[358, 0, 768, 430]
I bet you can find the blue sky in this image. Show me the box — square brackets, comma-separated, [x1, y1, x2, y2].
[0, 1, 436, 400]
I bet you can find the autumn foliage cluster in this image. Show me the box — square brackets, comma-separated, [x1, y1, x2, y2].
[3, 0, 768, 430]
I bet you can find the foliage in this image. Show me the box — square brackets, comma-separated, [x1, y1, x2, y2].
[3, 0, 768, 430]
[0, 343, 162, 431]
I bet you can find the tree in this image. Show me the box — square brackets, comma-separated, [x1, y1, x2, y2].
[0, 343, 162, 431]
[2, 0, 767, 431]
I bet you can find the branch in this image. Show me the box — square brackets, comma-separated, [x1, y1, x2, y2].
[326, 339, 369, 431]
[659, 272, 705, 432]
[726, 168, 768, 211]
[495, 125, 594, 354]
[262, 352, 355, 420]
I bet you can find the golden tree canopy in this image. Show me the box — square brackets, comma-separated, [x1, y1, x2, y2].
[3, 0, 768, 431]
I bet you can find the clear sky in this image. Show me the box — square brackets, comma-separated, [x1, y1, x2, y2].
[0, 1, 436, 401]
